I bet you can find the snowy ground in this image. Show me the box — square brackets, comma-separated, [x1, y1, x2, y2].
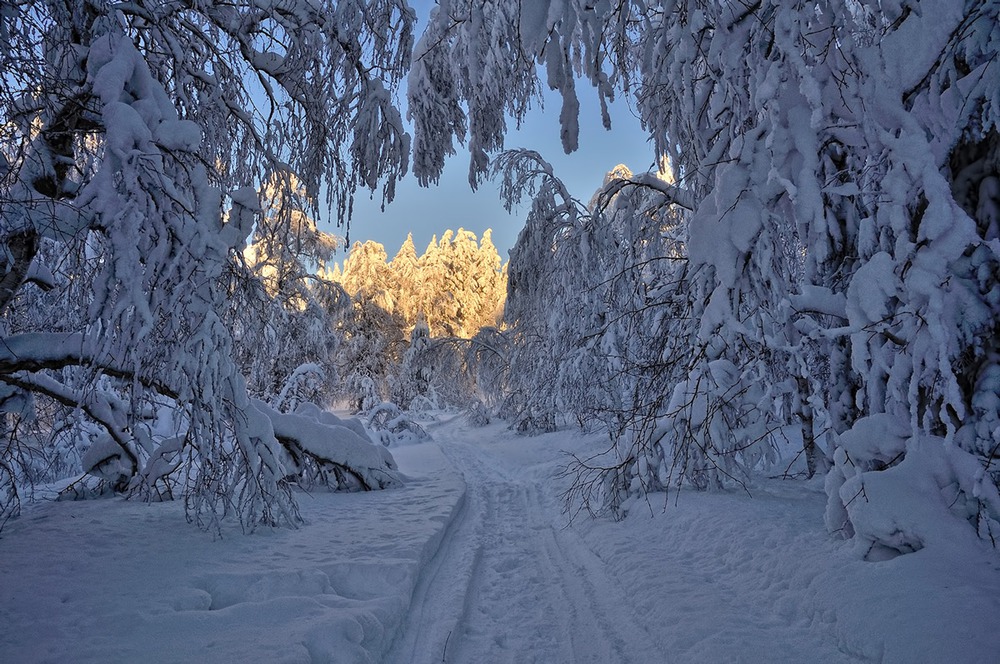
[2, 415, 999, 663]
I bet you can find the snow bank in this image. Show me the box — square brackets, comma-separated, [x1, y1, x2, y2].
[3, 419, 998, 663]
[486, 426, 1000, 663]
[0, 442, 466, 663]
[556, 433, 1000, 662]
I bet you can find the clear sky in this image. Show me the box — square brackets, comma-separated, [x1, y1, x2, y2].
[333, 88, 655, 261]
[318, 5, 657, 261]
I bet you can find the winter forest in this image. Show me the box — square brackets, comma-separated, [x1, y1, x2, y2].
[2, 1, 1000, 662]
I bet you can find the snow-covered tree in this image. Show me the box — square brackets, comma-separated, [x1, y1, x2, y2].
[333, 229, 505, 412]
[333, 229, 507, 339]
[620, 0, 1000, 552]
[335, 296, 405, 413]
[5, 0, 998, 555]
[493, 150, 589, 433]
[390, 233, 422, 324]
[392, 313, 437, 410]
[244, 172, 341, 306]
[474, 229, 508, 328]
[415, 228, 507, 337]
[0, 0, 413, 529]
[339, 240, 399, 312]
[413, 0, 1000, 552]
[237, 172, 348, 403]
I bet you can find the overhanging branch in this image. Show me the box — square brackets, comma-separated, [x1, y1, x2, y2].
[596, 173, 697, 213]
[0, 371, 139, 477]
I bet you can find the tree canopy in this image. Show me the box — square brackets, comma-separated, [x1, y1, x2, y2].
[0, 0, 415, 529]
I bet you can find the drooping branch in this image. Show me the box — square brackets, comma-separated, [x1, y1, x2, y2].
[255, 400, 401, 491]
[0, 372, 138, 478]
[595, 173, 697, 213]
[0, 333, 178, 398]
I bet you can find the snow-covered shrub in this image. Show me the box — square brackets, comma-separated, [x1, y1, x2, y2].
[79, 434, 134, 492]
[467, 400, 491, 427]
[407, 394, 438, 414]
[367, 402, 431, 447]
[825, 416, 1000, 556]
[273, 364, 326, 414]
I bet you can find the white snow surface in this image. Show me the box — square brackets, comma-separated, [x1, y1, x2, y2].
[2, 416, 999, 663]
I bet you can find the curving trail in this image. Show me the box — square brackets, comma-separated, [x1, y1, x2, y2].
[386, 420, 665, 664]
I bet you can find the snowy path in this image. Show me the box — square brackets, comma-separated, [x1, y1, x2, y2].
[386, 421, 665, 663]
[3, 415, 1000, 663]
[387, 419, 1000, 664]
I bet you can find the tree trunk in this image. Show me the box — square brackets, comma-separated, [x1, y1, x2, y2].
[0, 230, 39, 315]
[795, 375, 820, 479]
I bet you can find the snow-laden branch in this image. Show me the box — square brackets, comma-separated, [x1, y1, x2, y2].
[255, 400, 401, 492]
[0, 371, 138, 480]
[0, 333, 177, 397]
[595, 173, 697, 213]
[0, 334, 400, 497]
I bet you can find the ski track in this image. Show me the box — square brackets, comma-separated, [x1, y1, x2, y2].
[387, 422, 665, 664]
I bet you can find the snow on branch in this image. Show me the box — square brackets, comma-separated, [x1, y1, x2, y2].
[491, 149, 583, 220]
[0, 333, 176, 396]
[0, 371, 138, 483]
[256, 400, 401, 492]
[594, 173, 697, 213]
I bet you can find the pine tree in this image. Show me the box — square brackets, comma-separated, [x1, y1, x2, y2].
[390, 233, 421, 325]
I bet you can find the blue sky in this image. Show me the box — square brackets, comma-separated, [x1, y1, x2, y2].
[332, 87, 655, 260]
[319, 3, 656, 261]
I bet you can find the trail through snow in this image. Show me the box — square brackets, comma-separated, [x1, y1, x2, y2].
[388, 418, 1000, 663]
[2, 414, 999, 663]
[386, 419, 664, 663]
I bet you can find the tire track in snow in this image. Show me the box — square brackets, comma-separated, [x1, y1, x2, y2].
[388, 422, 665, 663]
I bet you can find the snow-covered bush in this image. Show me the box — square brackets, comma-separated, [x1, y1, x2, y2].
[270, 364, 326, 414]
[467, 400, 491, 427]
[367, 402, 431, 447]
